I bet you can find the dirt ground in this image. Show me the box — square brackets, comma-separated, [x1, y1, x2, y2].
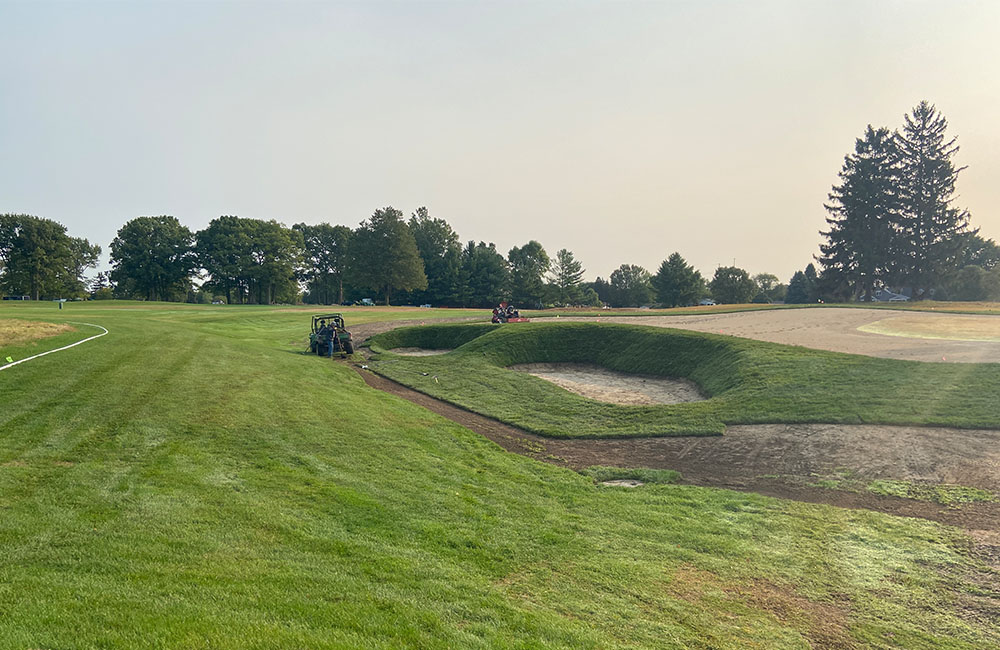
[556, 308, 1000, 363]
[510, 363, 705, 405]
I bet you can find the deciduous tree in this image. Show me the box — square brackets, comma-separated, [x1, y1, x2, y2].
[709, 266, 757, 304]
[110, 216, 196, 301]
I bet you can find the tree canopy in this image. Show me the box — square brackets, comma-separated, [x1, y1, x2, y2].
[349, 207, 427, 305]
[110, 216, 196, 301]
[709, 266, 757, 304]
[0, 214, 99, 300]
[508, 241, 549, 308]
[608, 264, 653, 307]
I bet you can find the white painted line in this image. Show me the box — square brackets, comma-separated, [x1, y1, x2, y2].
[0, 322, 109, 372]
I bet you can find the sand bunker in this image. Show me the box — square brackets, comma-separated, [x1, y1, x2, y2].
[510, 363, 705, 405]
[600, 479, 644, 487]
[390, 347, 450, 356]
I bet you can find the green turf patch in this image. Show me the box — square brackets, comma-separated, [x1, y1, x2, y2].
[581, 466, 682, 485]
[0, 301, 997, 648]
[368, 322, 1000, 438]
[777, 470, 998, 507]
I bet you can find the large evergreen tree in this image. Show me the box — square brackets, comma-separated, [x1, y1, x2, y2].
[895, 101, 972, 299]
[460, 241, 509, 308]
[818, 126, 900, 301]
[110, 216, 196, 301]
[549, 249, 585, 305]
[651, 252, 704, 307]
[349, 207, 426, 305]
[408, 207, 463, 306]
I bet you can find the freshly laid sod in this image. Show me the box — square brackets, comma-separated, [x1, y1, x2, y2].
[1, 302, 998, 648]
[369, 322, 1000, 437]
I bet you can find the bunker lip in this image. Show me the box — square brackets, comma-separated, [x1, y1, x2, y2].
[353, 366, 1000, 537]
[390, 347, 451, 356]
[509, 362, 706, 405]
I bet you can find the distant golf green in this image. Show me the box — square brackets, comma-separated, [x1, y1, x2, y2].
[1, 301, 997, 649]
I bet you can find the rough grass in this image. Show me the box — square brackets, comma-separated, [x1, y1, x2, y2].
[369, 322, 1000, 438]
[0, 318, 75, 345]
[0, 301, 998, 648]
[581, 466, 682, 484]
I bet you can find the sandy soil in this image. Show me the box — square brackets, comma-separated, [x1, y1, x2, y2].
[390, 348, 451, 356]
[510, 363, 705, 405]
[355, 367, 1000, 540]
[554, 308, 1000, 363]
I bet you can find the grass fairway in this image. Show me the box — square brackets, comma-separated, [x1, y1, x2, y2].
[1, 302, 997, 648]
[369, 322, 1000, 437]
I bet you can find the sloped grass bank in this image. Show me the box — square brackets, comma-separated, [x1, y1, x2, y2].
[369, 322, 1000, 438]
[0, 302, 997, 648]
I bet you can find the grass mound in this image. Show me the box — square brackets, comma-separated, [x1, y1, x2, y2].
[368, 322, 497, 353]
[369, 322, 1000, 438]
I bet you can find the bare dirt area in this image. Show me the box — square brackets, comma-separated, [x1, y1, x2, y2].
[0, 319, 74, 346]
[509, 362, 705, 405]
[391, 348, 451, 356]
[554, 308, 1000, 363]
[353, 368, 1000, 539]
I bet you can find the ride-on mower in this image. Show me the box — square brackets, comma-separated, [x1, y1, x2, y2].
[309, 313, 355, 358]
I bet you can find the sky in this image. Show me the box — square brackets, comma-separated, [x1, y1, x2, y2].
[2, 0, 998, 283]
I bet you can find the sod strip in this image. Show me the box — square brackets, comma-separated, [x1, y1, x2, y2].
[0, 322, 108, 372]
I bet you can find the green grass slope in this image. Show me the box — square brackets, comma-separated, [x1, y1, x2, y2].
[0, 302, 997, 648]
[369, 322, 1000, 437]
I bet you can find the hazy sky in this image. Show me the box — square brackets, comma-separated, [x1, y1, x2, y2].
[2, 0, 998, 283]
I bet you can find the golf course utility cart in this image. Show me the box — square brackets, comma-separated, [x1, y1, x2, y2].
[309, 313, 355, 358]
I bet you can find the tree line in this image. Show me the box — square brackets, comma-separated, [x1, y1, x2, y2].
[2, 206, 788, 307]
[4, 101, 995, 307]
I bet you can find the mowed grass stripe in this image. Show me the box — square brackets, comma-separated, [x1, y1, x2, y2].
[0, 302, 996, 648]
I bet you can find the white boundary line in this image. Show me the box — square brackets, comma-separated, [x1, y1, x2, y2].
[0, 321, 109, 372]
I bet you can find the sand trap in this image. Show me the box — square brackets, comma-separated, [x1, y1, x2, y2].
[390, 347, 450, 356]
[509, 363, 705, 405]
[601, 479, 644, 487]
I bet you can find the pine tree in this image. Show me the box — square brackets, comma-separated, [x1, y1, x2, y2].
[818, 126, 900, 301]
[549, 249, 585, 305]
[651, 252, 704, 307]
[895, 101, 972, 299]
